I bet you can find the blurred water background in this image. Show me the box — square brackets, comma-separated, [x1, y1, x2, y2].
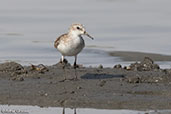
[0, 0, 171, 67]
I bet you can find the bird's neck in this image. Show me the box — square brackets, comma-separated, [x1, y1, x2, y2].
[68, 31, 81, 38]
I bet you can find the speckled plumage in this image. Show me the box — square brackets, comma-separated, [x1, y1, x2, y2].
[54, 23, 94, 69]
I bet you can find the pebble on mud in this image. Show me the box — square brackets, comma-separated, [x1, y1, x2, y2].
[98, 64, 103, 69]
[77, 86, 82, 89]
[30, 64, 49, 73]
[70, 91, 75, 94]
[39, 90, 48, 97]
[124, 66, 131, 70]
[113, 64, 122, 69]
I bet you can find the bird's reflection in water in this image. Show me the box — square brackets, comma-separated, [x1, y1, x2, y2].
[62, 107, 77, 114]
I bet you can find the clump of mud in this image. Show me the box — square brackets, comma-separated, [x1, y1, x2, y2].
[0, 62, 49, 81]
[0, 62, 24, 72]
[121, 57, 168, 83]
[126, 57, 160, 71]
[0, 62, 27, 81]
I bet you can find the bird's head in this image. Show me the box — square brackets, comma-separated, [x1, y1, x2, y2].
[69, 23, 94, 40]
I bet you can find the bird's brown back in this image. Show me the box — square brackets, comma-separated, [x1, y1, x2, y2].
[54, 34, 68, 48]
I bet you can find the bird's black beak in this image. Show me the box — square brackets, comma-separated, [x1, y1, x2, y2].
[84, 31, 94, 40]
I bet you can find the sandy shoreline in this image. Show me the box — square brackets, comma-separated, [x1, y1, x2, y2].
[0, 55, 171, 110]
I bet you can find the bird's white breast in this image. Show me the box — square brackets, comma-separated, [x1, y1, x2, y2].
[57, 36, 85, 56]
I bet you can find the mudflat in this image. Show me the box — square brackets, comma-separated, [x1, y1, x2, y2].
[0, 56, 171, 110]
[109, 51, 171, 61]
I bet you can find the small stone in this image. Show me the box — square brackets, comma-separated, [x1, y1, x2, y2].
[18, 77, 24, 81]
[126, 66, 131, 70]
[98, 64, 103, 69]
[39, 90, 47, 96]
[44, 93, 48, 96]
[77, 86, 82, 89]
[70, 91, 75, 94]
[114, 64, 122, 69]
[123, 66, 127, 69]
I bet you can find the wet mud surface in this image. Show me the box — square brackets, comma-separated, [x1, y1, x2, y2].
[109, 51, 171, 61]
[0, 57, 171, 110]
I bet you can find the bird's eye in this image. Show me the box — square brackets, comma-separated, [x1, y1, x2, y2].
[77, 27, 80, 30]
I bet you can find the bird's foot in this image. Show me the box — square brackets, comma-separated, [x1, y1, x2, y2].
[73, 64, 83, 69]
[60, 58, 68, 64]
[74, 64, 78, 69]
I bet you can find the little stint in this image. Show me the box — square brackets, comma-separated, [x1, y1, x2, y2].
[54, 23, 94, 68]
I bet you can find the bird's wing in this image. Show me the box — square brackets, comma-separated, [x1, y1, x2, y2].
[54, 33, 67, 48]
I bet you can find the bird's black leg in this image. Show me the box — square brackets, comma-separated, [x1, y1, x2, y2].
[74, 55, 77, 69]
[59, 55, 67, 82]
[74, 108, 77, 114]
[60, 55, 64, 63]
[73, 55, 78, 80]
[62, 107, 65, 114]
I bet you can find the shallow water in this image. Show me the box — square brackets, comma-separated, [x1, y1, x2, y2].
[0, 0, 171, 67]
[0, 105, 171, 114]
